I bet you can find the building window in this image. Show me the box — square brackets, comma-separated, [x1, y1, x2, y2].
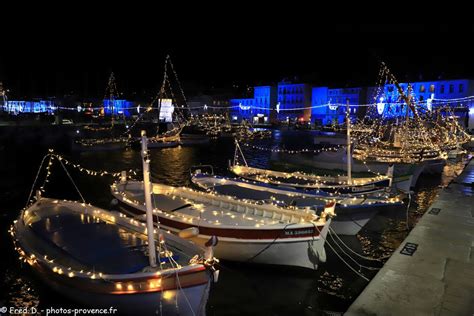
[419, 85, 425, 93]
[429, 85, 435, 93]
[419, 95, 424, 101]
[449, 84, 454, 93]
[440, 85, 445, 93]
[459, 84, 464, 93]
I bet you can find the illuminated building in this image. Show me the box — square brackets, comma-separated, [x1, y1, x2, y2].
[311, 87, 366, 125]
[103, 99, 133, 117]
[230, 86, 277, 124]
[3, 100, 56, 115]
[277, 82, 312, 123]
[371, 79, 474, 128]
[229, 98, 254, 122]
[229, 78, 474, 128]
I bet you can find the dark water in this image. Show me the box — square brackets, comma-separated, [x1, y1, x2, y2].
[0, 130, 468, 315]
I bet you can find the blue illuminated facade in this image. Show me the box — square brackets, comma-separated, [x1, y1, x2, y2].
[277, 82, 312, 122]
[230, 78, 474, 128]
[372, 79, 474, 127]
[311, 87, 365, 125]
[230, 86, 277, 124]
[103, 99, 133, 117]
[3, 100, 56, 115]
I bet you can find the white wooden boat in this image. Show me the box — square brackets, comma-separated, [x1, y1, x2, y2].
[111, 179, 334, 270]
[191, 172, 403, 235]
[11, 198, 214, 315]
[230, 164, 395, 195]
[12, 131, 217, 315]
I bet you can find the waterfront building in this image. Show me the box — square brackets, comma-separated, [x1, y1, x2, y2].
[371, 79, 474, 129]
[311, 87, 366, 126]
[229, 78, 474, 129]
[3, 100, 56, 115]
[103, 99, 134, 117]
[188, 94, 230, 116]
[229, 98, 254, 122]
[277, 82, 312, 123]
[230, 86, 277, 124]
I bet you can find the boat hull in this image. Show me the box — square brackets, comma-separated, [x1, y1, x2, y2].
[34, 265, 210, 315]
[330, 206, 379, 235]
[191, 174, 402, 235]
[12, 199, 211, 316]
[114, 196, 330, 270]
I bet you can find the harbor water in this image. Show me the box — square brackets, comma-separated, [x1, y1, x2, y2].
[0, 129, 468, 315]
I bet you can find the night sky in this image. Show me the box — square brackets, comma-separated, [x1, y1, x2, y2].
[1, 23, 473, 100]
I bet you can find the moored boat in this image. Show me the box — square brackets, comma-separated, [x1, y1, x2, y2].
[190, 171, 403, 235]
[230, 164, 394, 195]
[11, 198, 215, 315]
[233, 127, 412, 194]
[112, 178, 334, 270]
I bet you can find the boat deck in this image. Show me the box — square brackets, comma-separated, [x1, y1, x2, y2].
[192, 175, 399, 209]
[27, 200, 181, 274]
[345, 158, 474, 315]
[123, 188, 288, 227]
[209, 184, 327, 208]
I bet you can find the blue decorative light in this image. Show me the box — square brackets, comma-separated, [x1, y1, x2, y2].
[3, 100, 56, 114]
[103, 99, 132, 117]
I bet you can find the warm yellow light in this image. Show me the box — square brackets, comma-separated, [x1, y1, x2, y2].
[162, 290, 174, 301]
[149, 279, 161, 289]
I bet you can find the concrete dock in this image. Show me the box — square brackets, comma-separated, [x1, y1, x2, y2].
[346, 159, 474, 316]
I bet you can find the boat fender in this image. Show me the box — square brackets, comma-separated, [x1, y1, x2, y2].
[212, 269, 220, 283]
[178, 227, 199, 239]
[204, 236, 219, 283]
[110, 198, 119, 207]
[205, 235, 218, 247]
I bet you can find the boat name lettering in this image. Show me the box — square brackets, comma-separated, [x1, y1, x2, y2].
[284, 229, 313, 236]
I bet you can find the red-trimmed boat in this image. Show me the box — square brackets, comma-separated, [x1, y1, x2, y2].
[111, 178, 334, 270]
[11, 197, 215, 315]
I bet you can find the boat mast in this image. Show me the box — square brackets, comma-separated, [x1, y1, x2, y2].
[106, 72, 117, 127]
[141, 130, 157, 268]
[382, 62, 419, 121]
[346, 99, 352, 184]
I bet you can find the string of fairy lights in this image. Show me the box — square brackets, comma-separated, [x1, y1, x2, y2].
[13, 142, 403, 286]
[26, 150, 137, 205]
[240, 142, 347, 155]
[14, 151, 218, 294]
[17, 91, 473, 114]
[347, 62, 472, 164]
[11, 200, 198, 290]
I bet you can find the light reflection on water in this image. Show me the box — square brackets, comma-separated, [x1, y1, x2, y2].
[0, 130, 469, 315]
[358, 157, 470, 260]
